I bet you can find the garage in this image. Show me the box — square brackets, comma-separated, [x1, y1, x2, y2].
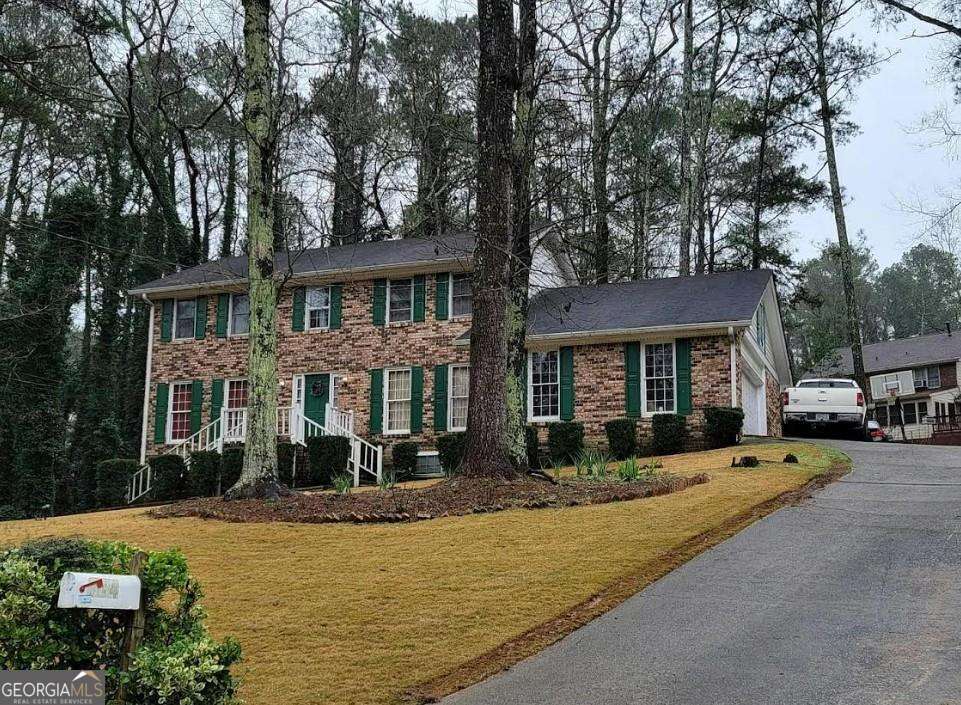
[741, 370, 767, 436]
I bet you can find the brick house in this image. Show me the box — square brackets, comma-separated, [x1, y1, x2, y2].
[129, 229, 790, 484]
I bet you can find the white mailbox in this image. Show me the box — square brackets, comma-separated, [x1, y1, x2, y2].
[57, 572, 142, 610]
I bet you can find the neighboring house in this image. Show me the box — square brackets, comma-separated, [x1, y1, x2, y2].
[129, 228, 791, 483]
[807, 333, 961, 441]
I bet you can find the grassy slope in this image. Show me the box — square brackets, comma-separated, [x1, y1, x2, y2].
[0, 441, 847, 705]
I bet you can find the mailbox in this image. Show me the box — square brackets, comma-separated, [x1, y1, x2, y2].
[57, 572, 142, 610]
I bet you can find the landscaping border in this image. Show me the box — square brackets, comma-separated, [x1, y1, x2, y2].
[401, 455, 851, 704]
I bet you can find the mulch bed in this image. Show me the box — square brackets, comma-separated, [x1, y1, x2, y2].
[151, 472, 711, 524]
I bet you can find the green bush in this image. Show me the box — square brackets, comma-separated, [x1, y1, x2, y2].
[437, 433, 467, 476]
[277, 442, 296, 486]
[0, 537, 240, 704]
[704, 406, 745, 448]
[548, 422, 584, 464]
[0, 505, 21, 522]
[220, 445, 244, 491]
[525, 426, 540, 468]
[187, 451, 222, 497]
[392, 442, 420, 479]
[148, 455, 187, 500]
[95, 459, 139, 507]
[604, 418, 637, 460]
[650, 414, 688, 455]
[306, 436, 350, 486]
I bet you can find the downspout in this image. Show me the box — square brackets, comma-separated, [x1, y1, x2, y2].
[139, 295, 155, 464]
[729, 325, 738, 408]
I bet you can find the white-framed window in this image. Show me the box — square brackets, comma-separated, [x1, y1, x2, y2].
[168, 381, 193, 441]
[913, 366, 941, 390]
[388, 278, 413, 323]
[229, 294, 250, 335]
[902, 400, 929, 425]
[173, 299, 196, 340]
[385, 368, 413, 434]
[755, 302, 767, 351]
[224, 378, 249, 437]
[529, 350, 560, 421]
[644, 342, 676, 414]
[449, 364, 470, 430]
[306, 286, 331, 330]
[450, 273, 472, 317]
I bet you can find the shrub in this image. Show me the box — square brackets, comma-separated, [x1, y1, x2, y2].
[219, 445, 244, 491]
[525, 426, 540, 468]
[148, 455, 187, 500]
[617, 456, 642, 482]
[437, 433, 467, 476]
[392, 442, 420, 479]
[95, 459, 140, 507]
[784, 453, 799, 464]
[306, 436, 351, 486]
[548, 422, 584, 464]
[604, 418, 637, 460]
[187, 451, 221, 498]
[0, 505, 21, 522]
[277, 442, 296, 486]
[575, 448, 609, 480]
[332, 473, 353, 494]
[650, 414, 688, 455]
[0, 537, 241, 704]
[704, 406, 745, 448]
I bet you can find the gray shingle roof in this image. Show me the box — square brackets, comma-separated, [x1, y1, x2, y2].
[810, 333, 961, 376]
[130, 231, 477, 295]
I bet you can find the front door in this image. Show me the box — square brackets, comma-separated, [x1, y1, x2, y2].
[304, 373, 330, 430]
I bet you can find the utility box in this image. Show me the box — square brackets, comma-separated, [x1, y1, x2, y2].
[57, 572, 142, 610]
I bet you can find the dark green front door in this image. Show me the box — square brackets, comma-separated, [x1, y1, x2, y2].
[304, 373, 330, 430]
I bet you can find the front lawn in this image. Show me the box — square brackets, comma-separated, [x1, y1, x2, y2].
[0, 441, 847, 705]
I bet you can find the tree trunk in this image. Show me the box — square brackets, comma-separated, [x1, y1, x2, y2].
[0, 120, 27, 281]
[221, 135, 237, 258]
[591, 127, 611, 283]
[751, 68, 776, 270]
[226, 0, 285, 500]
[678, 0, 694, 276]
[463, 0, 516, 480]
[813, 0, 868, 399]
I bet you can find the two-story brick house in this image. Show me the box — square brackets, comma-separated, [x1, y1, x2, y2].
[129, 229, 791, 483]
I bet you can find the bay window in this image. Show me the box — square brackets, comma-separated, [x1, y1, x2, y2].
[529, 350, 559, 420]
[644, 342, 676, 413]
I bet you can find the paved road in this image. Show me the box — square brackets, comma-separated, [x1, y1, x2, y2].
[444, 440, 961, 705]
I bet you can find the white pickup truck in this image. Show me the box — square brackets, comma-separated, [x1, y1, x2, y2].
[782, 378, 866, 435]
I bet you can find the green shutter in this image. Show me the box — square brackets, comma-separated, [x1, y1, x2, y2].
[372, 279, 386, 326]
[522, 354, 528, 420]
[411, 366, 424, 432]
[330, 284, 342, 329]
[625, 342, 642, 417]
[210, 378, 224, 422]
[435, 273, 449, 320]
[560, 346, 575, 421]
[433, 364, 448, 432]
[190, 380, 204, 433]
[160, 300, 173, 342]
[676, 339, 693, 416]
[369, 368, 384, 433]
[216, 294, 229, 337]
[413, 275, 426, 322]
[292, 288, 305, 331]
[154, 383, 169, 443]
[194, 296, 207, 339]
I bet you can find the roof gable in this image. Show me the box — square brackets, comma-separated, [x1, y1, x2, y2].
[809, 333, 961, 377]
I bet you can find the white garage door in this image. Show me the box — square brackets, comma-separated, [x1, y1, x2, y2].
[741, 373, 767, 436]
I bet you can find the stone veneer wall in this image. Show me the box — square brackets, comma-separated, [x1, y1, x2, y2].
[765, 369, 783, 437]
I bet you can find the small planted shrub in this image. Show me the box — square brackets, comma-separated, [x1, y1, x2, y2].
[548, 422, 584, 465]
[95, 459, 140, 507]
[604, 418, 637, 460]
[306, 436, 351, 486]
[784, 453, 799, 464]
[437, 433, 467, 476]
[219, 445, 244, 491]
[188, 451, 222, 498]
[704, 406, 745, 448]
[650, 414, 687, 455]
[148, 455, 187, 500]
[332, 473, 353, 494]
[277, 442, 297, 486]
[392, 441, 420, 480]
[617, 457, 642, 482]
[525, 425, 540, 469]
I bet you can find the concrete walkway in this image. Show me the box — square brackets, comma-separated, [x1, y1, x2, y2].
[444, 440, 961, 705]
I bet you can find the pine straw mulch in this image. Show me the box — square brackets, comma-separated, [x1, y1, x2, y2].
[151, 472, 711, 524]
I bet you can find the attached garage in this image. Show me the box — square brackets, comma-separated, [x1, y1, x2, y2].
[741, 369, 767, 436]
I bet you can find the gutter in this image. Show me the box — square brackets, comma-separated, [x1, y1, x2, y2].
[454, 320, 752, 347]
[138, 294, 155, 464]
[729, 325, 738, 408]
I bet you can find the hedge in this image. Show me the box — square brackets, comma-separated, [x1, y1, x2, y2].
[548, 422, 584, 464]
[650, 414, 687, 455]
[392, 442, 420, 479]
[604, 418, 637, 460]
[704, 406, 745, 448]
[188, 451, 222, 497]
[148, 455, 187, 500]
[95, 459, 139, 507]
[306, 436, 350, 486]
[277, 442, 296, 486]
[220, 445, 244, 491]
[437, 433, 466, 476]
[525, 425, 540, 469]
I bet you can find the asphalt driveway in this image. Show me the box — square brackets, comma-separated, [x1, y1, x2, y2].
[444, 440, 961, 705]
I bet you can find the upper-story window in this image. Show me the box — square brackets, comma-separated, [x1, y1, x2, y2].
[306, 286, 331, 330]
[450, 273, 472, 317]
[388, 279, 413, 323]
[230, 294, 250, 335]
[529, 350, 559, 421]
[645, 342, 676, 413]
[913, 366, 941, 390]
[174, 300, 197, 340]
[755, 302, 767, 351]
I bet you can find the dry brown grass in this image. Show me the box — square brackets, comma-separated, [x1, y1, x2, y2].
[0, 441, 846, 705]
